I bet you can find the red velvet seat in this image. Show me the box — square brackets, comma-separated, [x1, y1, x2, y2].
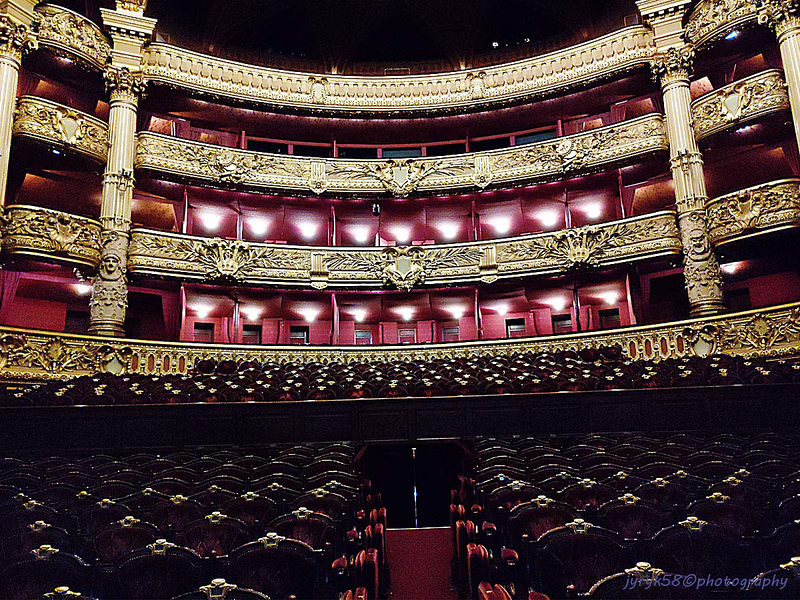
[114, 540, 203, 600]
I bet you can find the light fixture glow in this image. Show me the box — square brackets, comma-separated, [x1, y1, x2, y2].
[537, 210, 560, 228]
[393, 226, 411, 244]
[448, 305, 465, 319]
[721, 262, 741, 274]
[299, 308, 319, 323]
[299, 221, 318, 240]
[248, 217, 269, 236]
[439, 222, 459, 240]
[495, 304, 509, 316]
[584, 204, 602, 220]
[242, 306, 262, 321]
[199, 211, 223, 231]
[490, 217, 511, 234]
[75, 283, 92, 295]
[353, 308, 367, 322]
[544, 297, 567, 312]
[599, 291, 619, 305]
[397, 306, 414, 321]
[194, 304, 213, 318]
[725, 30, 740, 40]
[353, 226, 370, 244]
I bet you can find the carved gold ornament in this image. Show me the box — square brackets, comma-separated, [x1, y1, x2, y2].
[147, 539, 175, 554]
[685, 0, 760, 47]
[379, 246, 426, 291]
[0, 15, 37, 61]
[43, 588, 81, 600]
[135, 114, 666, 196]
[198, 579, 238, 600]
[116, 0, 148, 13]
[33, 4, 111, 70]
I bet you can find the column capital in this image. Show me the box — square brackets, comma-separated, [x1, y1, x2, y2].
[651, 45, 695, 86]
[0, 14, 35, 62]
[758, 0, 800, 40]
[104, 66, 147, 105]
[636, 0, 693, 48]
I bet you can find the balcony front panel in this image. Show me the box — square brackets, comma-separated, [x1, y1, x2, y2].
[128, 211, 681, 289]
[1, 205, 102, 267]
[685, 0, 760, 48]
[14, 96, 109, 164]
[140, 27, 654, 115]
[135, 114, 666, 197]
[692, 70, 790, 141]
[0, 303, 797, 381]
[33, 3, 112, 71]
[707, 178, 800, 246]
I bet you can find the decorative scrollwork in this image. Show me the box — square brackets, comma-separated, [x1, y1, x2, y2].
[685, 0, 760, 47]
[650, 46, 695, 84]
[0, 15, 37, 61]
[33, 4, 111, 70]
[198, 579, 238, 600]
[104, 66, 147, 104]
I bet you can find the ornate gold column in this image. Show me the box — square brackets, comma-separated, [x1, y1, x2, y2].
[652, 47, 725, 317]
[88, 67, 145, 337]
[759, 0, 800, 146]
[0, 16, 34, 205]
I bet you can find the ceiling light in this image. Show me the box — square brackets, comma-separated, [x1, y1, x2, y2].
[353, 227, 370, 244]
[490, 217, 511, 235]
[299, 222, 318, 240]
[51, 149, 61, 156]
[248, 217, 269, 236]
[439, 222, 459, 240]
[353, 308, 367, 322]
[495, 304, 509, 316]
[448, 306, 465, 319]
[393, 227, 411, 244]
[725, 30, 740, 40]
[194, 304, 213, 318]
[599, 292, 619, 305]
[242, 306, 262, 321]
[544, 297, 567, 312]
[75, 283, 92, 295]
[398, 307, 414, 321]
[199, 212, 222, 231]
[721, 262, 741, 274]
[537, 210, 560, 228]
[299, 308, 319, 323]
[584, 204, 602, 220]
[492, 41, 499, 48]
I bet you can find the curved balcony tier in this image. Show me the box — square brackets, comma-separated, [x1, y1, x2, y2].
[134, 114, 666, 197]
[1, 205, 102, 268]
[707, 178, 800, 246]
[126, 211, 681, 289]
[33, 3, 112, 71]
[139, 26, 655, 115]
[685, 0, 761, 49]
[13, 96, 108, 165]
[0, 302, 796, 382]
[692, 69, 790, 142]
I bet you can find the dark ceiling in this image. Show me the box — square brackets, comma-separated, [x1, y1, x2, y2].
[62, 0, 639, 74]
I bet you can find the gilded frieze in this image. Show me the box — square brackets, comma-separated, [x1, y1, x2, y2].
[1, 205, 102, 267]
[33, 4, 111, 70]
[692, 69, 790, 140]
[139, 26, 654, 114]
[135, 114, 666, 196]
[13, 96, 108, 164]
[684, 0, 760, 47]
[0, 303, 798, 381]
[127, 211, 680, 289]
[706, 178, 800, 245]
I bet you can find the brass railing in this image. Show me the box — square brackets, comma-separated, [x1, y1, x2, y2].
[1, 205, 102, 267]
[0, 303, 798, 381]
[13, 96, 109, 164]
[33, 3, 112, 71]
[135, 114, 666, 196]
[706, 178, 800, 246]
[685, 0, 761, 48]
[139, 26, 654, 114]
[127, 211, 682, 289]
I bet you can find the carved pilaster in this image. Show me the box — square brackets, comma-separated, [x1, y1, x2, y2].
[88, 230, 129, 337]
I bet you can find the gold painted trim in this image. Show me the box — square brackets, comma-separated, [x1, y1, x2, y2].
[140, 27, 655, 115]
[1, 205, 103, 267]
[692, 69, 790, 141]
[135, 114, 667, 196]
[706, 178, 800, 246]
[13, 96, 109, 164]
[685, 0, 761, 48]
[0, 303, 798, 381]
[127, 211, 682, 289]
[33, 3, 112, 71]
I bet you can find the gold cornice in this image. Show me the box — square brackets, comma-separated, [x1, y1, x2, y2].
[139, 26, 655, 115]
[692, 69, 790, 140]
[13, 95, 108, 164]
[706, 178, 800, 245]
[1, 204, 103, 267]
[33, 3, 111, 70]
[684, 0, 761, 48]
[0, 303, 797, 381]
[127, 211, 681, 289]
[134, 114, 667, 196]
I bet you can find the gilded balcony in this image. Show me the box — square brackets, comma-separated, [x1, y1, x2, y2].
[1, 205, 103, 268]
[13, 96, 109, 165]
[33, 3, 112, 71]
[139, 26, 654, 115]
[706, 178, 800, 246]
[135, 114, 666, 196]
[0, 302, 797, 382]
[685, 0, 760, 48]
[128, 211, 681, 289]
[692, 70, 790, 141]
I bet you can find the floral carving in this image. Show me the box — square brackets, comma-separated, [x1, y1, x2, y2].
[104, 67, 147, 104]
[678, 210, 724, 315]
[685, 0, 758, 46]
[116, 0, 148, 13]
[650, 46, 695, 84]
[0, 15, 37, 61]
[34, 4, 111, 69]
[757, 0, 800, 36]
[379, 246, 427, 291]
[89, 231, 129, 337]
[195, 239, 260, 282]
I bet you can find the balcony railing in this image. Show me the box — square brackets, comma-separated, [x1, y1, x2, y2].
[33, 3, 112, 71]
[692, 69, 790, 141]
[685, 0, 760, 48]
[140, 26, 654, 115]
[127, 210, 681, 289]
[1, 205, 102, 267]
[706, 178, 800, 246]
[135, 114, 666, 197]
[13, 96, 109, 164]
[0, 303, 797, 381]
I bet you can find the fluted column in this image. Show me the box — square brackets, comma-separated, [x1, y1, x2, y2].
[652, 46, 724, 317]
[0, 16, 35, 206]
[759, 0, 800, 147]
[88, 67, 145, 337]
